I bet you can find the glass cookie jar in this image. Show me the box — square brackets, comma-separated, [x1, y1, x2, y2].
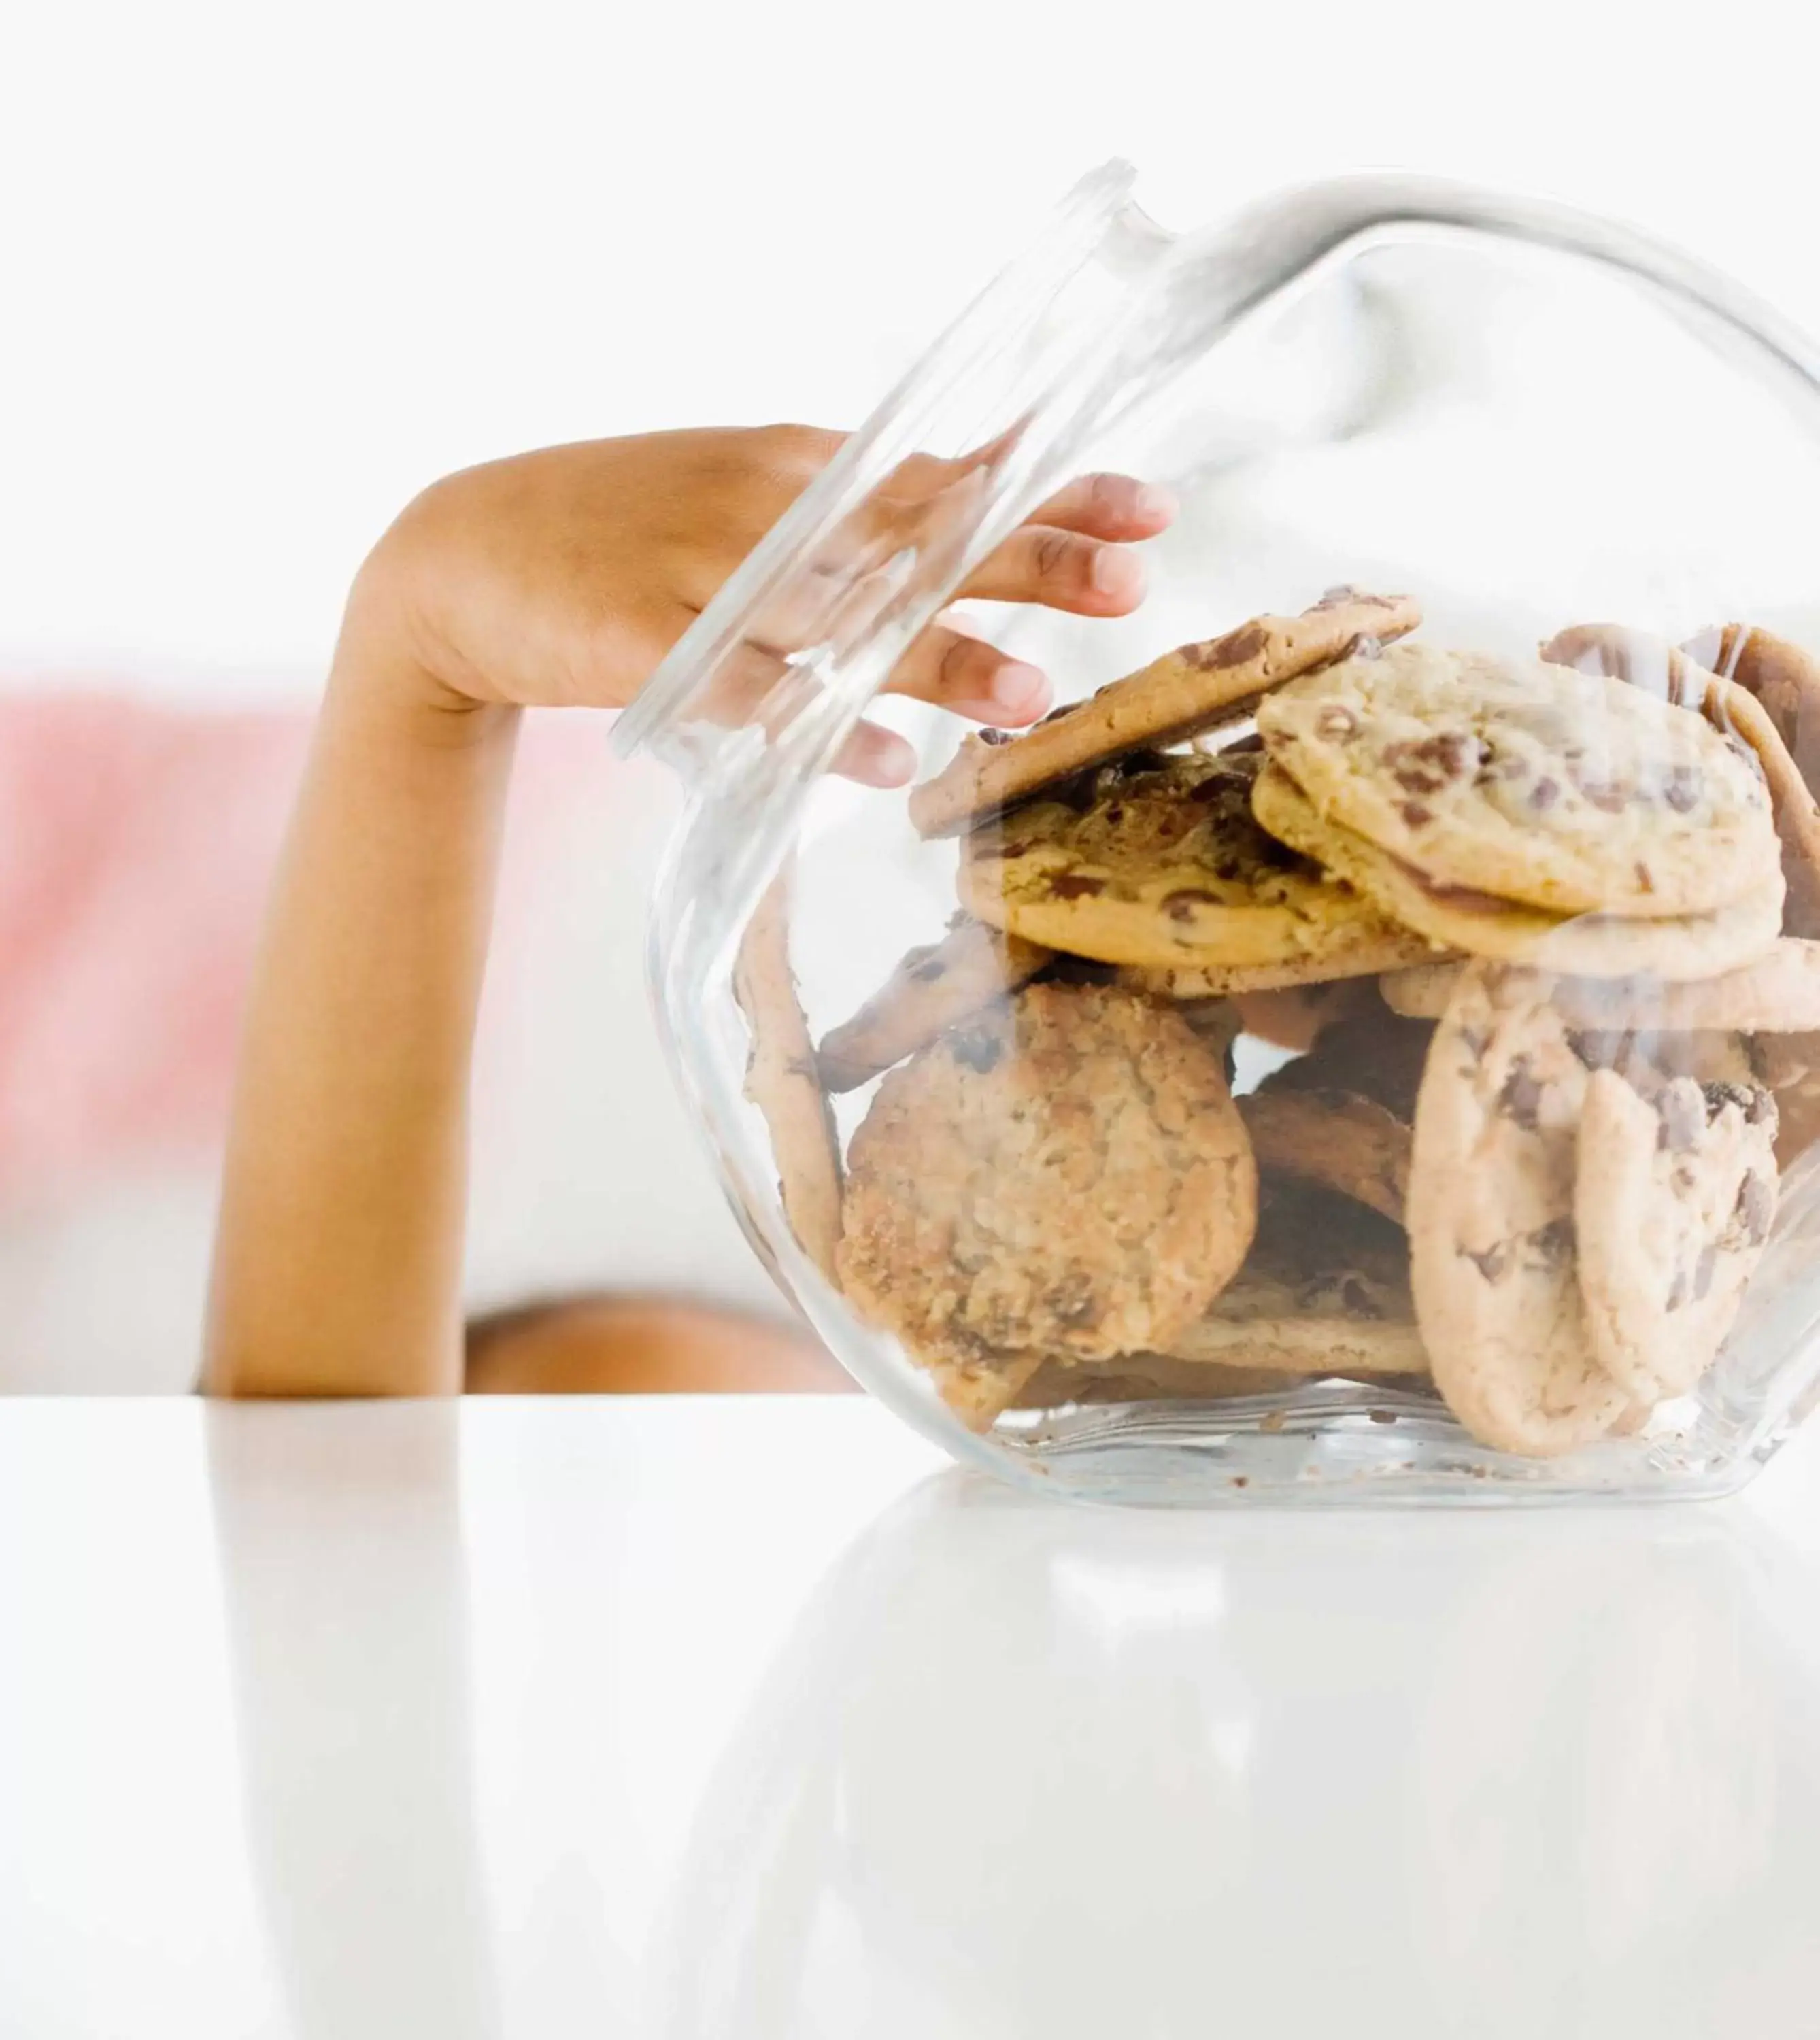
[616, 163, 1820, 1505]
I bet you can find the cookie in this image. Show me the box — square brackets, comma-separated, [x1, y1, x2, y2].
[920, 1348, 1046, 1431]
[1381, 939, 1820, 1032]
[1017, 1350, 1427, 1406]
[1260, 1006, 1437, 1123]
[1236, 1087, 1411, 1223]
[817, 915, 1052, 1093]
[836, 981, 1258, 1402]
[1406, 962, 1630, 1455]
[1230, 978, 1380, 1051]
[1253, 760, 1784, 979]
[1257, 641, 1780, 918]
[1574, 1068, 1779, 1403]
[907, 588, 1420, 838]
[959, 747, 1434, 974]
[1685, 623, 1820, 792]
[1115, 931, 1443, 998]
[1162, 1185, 1429, 1376]
[1013, 1355, 1309, 1406]
[732, 874, 843, 1279]
[1545, 621, 1820, 937]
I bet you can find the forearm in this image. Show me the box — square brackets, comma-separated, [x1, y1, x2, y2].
[203, 649, 520, 1396]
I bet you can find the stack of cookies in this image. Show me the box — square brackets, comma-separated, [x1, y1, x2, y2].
[735, 592, 1820, 1457]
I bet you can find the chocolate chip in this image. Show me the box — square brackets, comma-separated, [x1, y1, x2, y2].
[1664, 766, 1702, 813]
[1401, 800, 1433, 828]
[909, 957, 947, 983]
[1315, 705, 1358, 741]
[1037, 703, 1076, 726]
[1049, 874, 1106, 899]
[1197, 622, 1268, 670]
[1736, 1171, 1774, 1246]
[1102, 804, 1124, 826]
[1528, 1217, 1577, 1267]
[1162, 888, 1220, 922]
[978, 728, 1012, 746]
[1339, 1274, 1385, 1319]
[1498, 1059, 1545, 1129]
[1111, 748, 1175, 778]
[1530, 776, 1561, 811]
[1465, 1241, 1511, 1283]
[998, 840, 1030, 859]
[1578, 778, 1630, 814]
[949, 1029, 1004, 1073]
[1703, 1080, 1755, 1119]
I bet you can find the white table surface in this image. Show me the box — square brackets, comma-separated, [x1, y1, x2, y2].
[4, 1397, 1820, 2039]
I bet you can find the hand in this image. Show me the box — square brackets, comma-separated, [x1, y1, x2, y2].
[343, 425, 1175, 782]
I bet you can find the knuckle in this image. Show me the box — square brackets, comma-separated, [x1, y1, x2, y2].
[752, 422, 845, 473]
[1033, 528, 1077, 583]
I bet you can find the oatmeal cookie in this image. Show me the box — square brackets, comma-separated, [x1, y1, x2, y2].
[836, 982, 1257, 1400]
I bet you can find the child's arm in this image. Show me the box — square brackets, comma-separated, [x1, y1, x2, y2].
[203, 428, 1172, 1395]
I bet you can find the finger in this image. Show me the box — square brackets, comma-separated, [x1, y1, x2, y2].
[1024, 471, 1177, 541]
[885, 624, 1051, 724]
[832, 719, 917, 787]
[959, 526, 1149, 613]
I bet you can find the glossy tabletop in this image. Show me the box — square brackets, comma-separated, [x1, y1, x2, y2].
[3, 1395, 1820, 2039]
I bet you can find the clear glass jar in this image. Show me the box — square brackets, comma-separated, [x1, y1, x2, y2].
[616, 163, 1820, 1505]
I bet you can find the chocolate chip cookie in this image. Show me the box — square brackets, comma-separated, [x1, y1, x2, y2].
[1162, 1185, 1429, 1376]
[836, 981, 1257, 1414]
[1257, 641, 1781, 919]
[1545, 620, 1820, 938]
[1382, 938, 1820, 1032]
[1685, 622, 1820, 794]
[960, 747, 1434, 974]
[908, 588, 1420, 838]
[733, 874, 843, 1279]
[1236, 1088, 1411, 1223]
[1575, 1069, 1779, 1402]
[1407, 962, 1631, 1455]
[1252, 761, 1785, 979]
[818, 915, 1052, 1093]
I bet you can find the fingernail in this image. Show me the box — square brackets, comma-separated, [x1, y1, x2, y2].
[1092, 546, 1145, 598]
[863, 728, 915, 785]
[1134, 481, 1178, 524]
[989, 660, 1048, 717]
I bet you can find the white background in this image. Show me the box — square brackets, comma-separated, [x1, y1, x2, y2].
[5, 0, 1820, 1387]
[5, 0, 1819, 692]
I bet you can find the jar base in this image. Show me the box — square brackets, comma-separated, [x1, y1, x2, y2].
[986, 1387, 1762, 1508]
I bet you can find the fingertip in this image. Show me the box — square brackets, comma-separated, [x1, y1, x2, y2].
[1132, 481, 1179, 530]
[986, 658, 1050, 725]
[838, 723, 916, 787]
[1090, 545, 1147, 608]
